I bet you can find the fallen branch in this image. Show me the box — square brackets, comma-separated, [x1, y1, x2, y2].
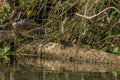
[76, 6, 120, 19]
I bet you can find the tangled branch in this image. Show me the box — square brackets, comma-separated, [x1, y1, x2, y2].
[76, 6, 120, 19]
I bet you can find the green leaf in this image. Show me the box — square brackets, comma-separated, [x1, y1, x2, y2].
[0, 48, 4, 55]
[113, 47, 119, 53]
[83, 45, 91, 49]
[3, 47, 10, 54]
[113, 47, 120, 55]
[0, 47, 10, 60]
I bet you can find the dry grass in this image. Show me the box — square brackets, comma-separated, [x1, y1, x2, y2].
[0, 0, 120, 54]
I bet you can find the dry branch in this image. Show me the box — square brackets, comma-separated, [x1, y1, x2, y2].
[76, 6, 120, 19]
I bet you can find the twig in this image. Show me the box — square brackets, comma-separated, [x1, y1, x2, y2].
[76, 6, 120, 19]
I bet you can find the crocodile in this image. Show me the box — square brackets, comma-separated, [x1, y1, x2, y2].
[12, 42, 120, 72]
[0, 19, 120, 69]
[17, 42, 120, 65]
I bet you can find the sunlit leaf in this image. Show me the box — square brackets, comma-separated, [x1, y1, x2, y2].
[3, 47, 10, 54]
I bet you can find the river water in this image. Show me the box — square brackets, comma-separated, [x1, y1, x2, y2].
[0, 59, 120, 80]
[3, 69, 120, 80]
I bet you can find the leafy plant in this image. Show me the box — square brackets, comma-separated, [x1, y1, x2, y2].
[113, 47, 120, 55]
[0, 4, 10, 24]
[0, 46, 10, 61]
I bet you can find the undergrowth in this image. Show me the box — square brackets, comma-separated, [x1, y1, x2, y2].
[0, 0, 120, 56]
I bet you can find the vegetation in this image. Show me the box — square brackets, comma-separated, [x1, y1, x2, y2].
[0, 0, 120, 62]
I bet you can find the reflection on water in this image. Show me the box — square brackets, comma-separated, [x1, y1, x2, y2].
[0, 59, 120, 80]
[11, 71, 120, 80]
[0, 67, 120, 80]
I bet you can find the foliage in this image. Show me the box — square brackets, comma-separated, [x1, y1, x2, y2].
[0, 46, 10, 61]
[113, 46, 120, 55]
[0, 4, 10, 24]
[0, 0, 120, 55]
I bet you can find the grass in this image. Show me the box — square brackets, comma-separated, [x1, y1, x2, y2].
[0, 0, 120, 56]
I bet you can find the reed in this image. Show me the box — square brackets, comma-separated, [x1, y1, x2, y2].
[0, 0, 120, 55]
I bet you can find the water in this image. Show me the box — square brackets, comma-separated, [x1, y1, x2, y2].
[0, 68, 120, 80]
[9, 71, 120, 80]
[0, 60, 120, 80]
